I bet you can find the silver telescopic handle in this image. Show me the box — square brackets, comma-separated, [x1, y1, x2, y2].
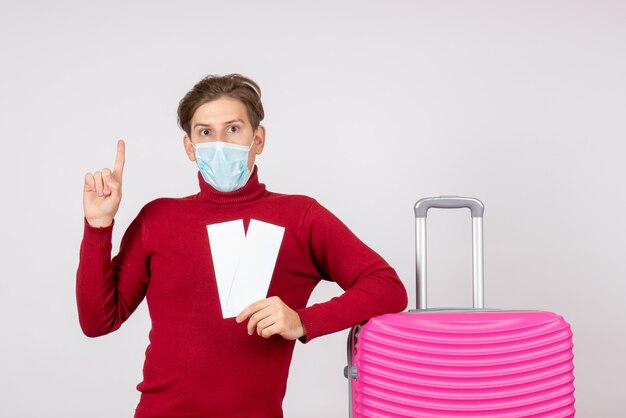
[414, 197, 485, 310]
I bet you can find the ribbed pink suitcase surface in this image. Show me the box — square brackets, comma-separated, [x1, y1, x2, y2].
[345, 197, 576, 417]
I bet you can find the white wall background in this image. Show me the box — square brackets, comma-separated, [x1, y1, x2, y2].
[1, 0, 624, 416]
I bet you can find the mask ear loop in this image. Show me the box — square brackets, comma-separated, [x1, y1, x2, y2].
[248, 131, 257, 151]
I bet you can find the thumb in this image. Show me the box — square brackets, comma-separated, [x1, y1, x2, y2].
[105, 172, 122, 194]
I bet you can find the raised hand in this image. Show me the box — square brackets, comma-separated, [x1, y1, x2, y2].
[83, 140, 125, 227]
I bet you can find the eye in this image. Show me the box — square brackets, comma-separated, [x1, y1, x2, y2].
[227, 125, 240, 134]
[200, 128, 211, 136]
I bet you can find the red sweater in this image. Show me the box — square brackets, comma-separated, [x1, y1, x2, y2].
[76, 167, 407, 418]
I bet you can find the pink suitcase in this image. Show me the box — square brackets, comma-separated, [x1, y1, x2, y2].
[345, 197, 576, 417]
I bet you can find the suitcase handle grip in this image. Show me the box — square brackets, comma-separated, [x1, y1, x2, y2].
[414, 196, 484, 218]
[414, 196, 485, 310]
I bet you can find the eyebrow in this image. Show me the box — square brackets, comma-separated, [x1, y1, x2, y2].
[192, 119, 245, 130]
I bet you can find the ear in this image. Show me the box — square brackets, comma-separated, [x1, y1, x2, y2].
[253, 124, 266, 155]
[246, 124, 266, 171]
[183, 135, 196, 162]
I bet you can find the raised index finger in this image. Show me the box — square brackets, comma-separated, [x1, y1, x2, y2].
[113, 139, 125, 177]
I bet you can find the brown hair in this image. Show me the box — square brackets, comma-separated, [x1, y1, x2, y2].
[177, 73, 264, 136]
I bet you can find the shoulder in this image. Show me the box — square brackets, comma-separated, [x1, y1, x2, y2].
[264, 191, 319, 211]
[265, 192, 346, 229]
[254, 191, 334, 228]
[139, 196, 195, 217]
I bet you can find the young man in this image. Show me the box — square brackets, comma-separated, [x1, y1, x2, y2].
[77, 74, 407, 417]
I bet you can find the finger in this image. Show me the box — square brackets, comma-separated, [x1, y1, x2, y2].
[84, 173, 96, 192]
[236, 298, 270, 323]
[106, 169, 121, 195]
[246, 307, 273, 335]
[248, 309, 273, 335]
[256, 316, 277, 336]
[260, 324, 280, 339]
[113, 139, 125, 178]
[101, 168, 112, 195]
[93, 171, 104, 196]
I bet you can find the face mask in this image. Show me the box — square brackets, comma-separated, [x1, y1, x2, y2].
[191, 136, 256, 192]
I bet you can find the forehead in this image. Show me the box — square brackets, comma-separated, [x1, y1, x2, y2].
[191, 96, 251, 126]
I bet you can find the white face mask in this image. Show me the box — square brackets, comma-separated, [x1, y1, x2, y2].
[192, 135, 255, 192]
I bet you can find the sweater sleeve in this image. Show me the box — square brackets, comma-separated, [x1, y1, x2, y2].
[295, 200, 408, 344]
[76, 210, 150, 338]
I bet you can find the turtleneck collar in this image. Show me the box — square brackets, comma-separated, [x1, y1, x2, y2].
[195, 165, 267, 204]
